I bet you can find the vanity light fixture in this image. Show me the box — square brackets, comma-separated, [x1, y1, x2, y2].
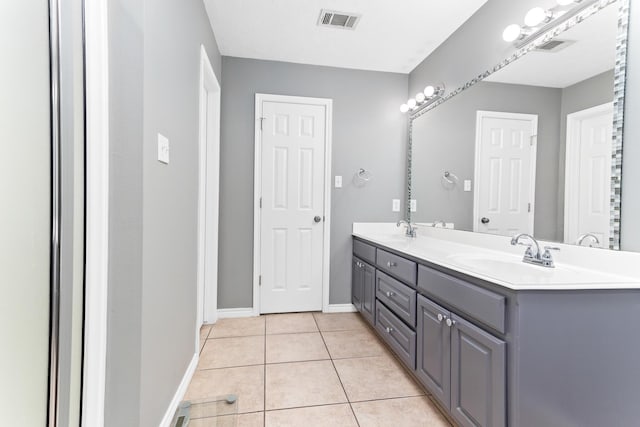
[400, 83, 446, 114]
[502, 0, 595, 46]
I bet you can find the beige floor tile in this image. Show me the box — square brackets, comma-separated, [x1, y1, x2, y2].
[322, 329, 387, 359]
[200, 325, 212, 352]
[199, 336, 265, 369]
[334, 354, 424, 402]
[265, 332, 329, 364]
[190, 412, 265, 427]
[265, 404, 358, 427]
[351, 396, 451, 427]
[185, 365, 265, 413]
[265, 360, 347, 410]
[209, 317, 265, 338]
[266, 313, 318, 334]
[313, 312, 368, 332]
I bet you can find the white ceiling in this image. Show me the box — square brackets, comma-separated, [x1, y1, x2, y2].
[203, 0, 487, 73]
[485, 4, 618, 88]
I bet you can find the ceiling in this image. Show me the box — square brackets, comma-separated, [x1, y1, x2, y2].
[203, 0, 487, 74]
[485, 4, 618, 88]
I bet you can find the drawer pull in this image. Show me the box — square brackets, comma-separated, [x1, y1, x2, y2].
[385, 291, 395, 298]
[437, 313, 443, 322]
[445, 318, 456, 327]
[386, 261, 397, 268]
[385, 326, 394, 333]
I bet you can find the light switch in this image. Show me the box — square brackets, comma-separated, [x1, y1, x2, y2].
[464, 180, 472, 192]
[157, 133, 170, 164]
[392, 199, 401, 212]
[410, 199, 417, 212]
[335, 175, 342, 188]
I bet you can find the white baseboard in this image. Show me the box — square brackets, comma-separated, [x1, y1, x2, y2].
[324, 304, 357, 313]
[159, 352, 198, 427]
[217, 307, 256, 318]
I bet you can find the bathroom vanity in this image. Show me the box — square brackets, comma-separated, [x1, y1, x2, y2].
[352, 223, 640, 427]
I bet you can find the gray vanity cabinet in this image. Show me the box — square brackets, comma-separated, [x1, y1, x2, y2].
[416, 295, 451, 410]
[352, 257, 375, 326]
[450, 313, 505, 427]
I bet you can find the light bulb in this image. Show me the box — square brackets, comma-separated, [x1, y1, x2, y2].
[407, 98, 417, 109]
[416, 93, 426, 103]
[400, 104, 409, 113]
[502, 24, 523, 42]
[524, 7, 552, 27]
[423, 86, 436, 98]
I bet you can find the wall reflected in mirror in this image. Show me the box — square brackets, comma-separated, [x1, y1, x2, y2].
[409, 2, 621, 249]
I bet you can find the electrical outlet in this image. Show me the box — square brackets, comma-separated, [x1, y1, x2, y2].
[335, 175, 342, 188]
[392, 199, 401, 212]
[464, 179, 472, 192]
[410, 199, 417, 212]
[157, 133, 170, 164]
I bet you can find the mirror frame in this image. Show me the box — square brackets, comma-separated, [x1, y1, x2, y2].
[407, 0, 630, 249]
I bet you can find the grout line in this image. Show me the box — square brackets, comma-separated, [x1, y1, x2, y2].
[312, 314, 361, 427]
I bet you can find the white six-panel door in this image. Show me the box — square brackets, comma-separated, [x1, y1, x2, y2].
[564, 103, 613, 247]
[257, 96, 330, 313]
[474, 111, 538, 236]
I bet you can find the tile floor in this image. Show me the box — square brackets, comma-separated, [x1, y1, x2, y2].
[188, 312, 451, 427]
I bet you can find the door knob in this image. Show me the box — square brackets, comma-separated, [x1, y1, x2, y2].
[314, 216, 322, 223]
[481, 217, 490, 224]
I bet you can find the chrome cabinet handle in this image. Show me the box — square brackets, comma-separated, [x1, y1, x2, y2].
[385, 291, 395, 298]
[446, 318, 456, 327]
[386, 261, 397, 268]
[437, 313, 443, 322]
[385, 326, 393, 333]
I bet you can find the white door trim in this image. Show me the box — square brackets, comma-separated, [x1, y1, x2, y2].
[563, 102, 613, 244]
[253, 94, 333, 315]
[82, 0, 109, 425]
[473, 110, 538, 234]
[196, 45, 221, 353]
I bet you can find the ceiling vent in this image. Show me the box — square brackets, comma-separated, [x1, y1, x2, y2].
[317, 9, 361, 30]
[535, 39, 575, 53]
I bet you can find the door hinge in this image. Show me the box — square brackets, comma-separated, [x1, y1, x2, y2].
[259, 117, 265, 131]
[259, 275, 262, 286]
[528, 203, 531, 213]
[530, 135, 537, 146]
[259, 197, 262, 209]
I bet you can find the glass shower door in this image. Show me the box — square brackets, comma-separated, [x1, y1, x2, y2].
[0, 2, 54, 425]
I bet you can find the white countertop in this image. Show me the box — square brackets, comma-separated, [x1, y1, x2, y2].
[353, 223, 640, 290]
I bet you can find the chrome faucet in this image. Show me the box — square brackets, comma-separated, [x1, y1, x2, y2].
[397, 220, 417, 238]
[432, 220, 446, 228]
[576, 233, 600, 247]
[510, 233, 559, 268]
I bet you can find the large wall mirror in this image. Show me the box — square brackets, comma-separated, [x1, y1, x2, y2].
[408, 0, 628, 249]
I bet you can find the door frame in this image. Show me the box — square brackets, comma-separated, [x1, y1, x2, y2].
[196, 45, 221, 350]
[473, 110, 538, 234]
[252, 94, 333, 315]
[563, 102, 613, 244]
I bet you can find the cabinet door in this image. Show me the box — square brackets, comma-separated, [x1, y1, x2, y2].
[450, 314, 506, 427]
[352, 258, 363, 312]
[361, 262, 376, 325]
[416, 295, 451, 410]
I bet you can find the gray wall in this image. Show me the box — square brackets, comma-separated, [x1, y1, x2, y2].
[219, 57, 408, 308]
[106, 0, 221, 425]
[411, 81, 562, 240]
[621, 2, 640, 251]
[409, 0, 639, 250]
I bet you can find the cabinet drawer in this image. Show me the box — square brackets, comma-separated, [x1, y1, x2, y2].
[376, 270, 416, 327]
[353, 239, 376, 265]
[376, 302, 416, 369]
[418, 265, 505, 334]
[376, 248, 417, 285]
